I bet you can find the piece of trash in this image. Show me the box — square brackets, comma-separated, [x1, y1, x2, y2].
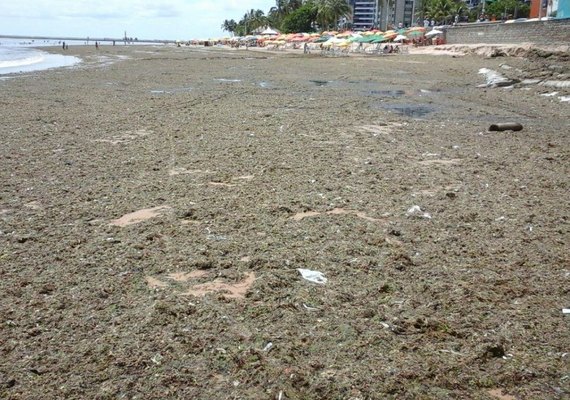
[540, 92, 558, 97]
[303, 303, 319, 311]
[563, 309, 570, 314]
[478, 68, 519, 88]
[559, 96, 570, 103]
[488, 123, 523, 132]
[262, 342, 273, 352]
[539, 80, 570, 89]
[406, 205, 432, 219]
[298, 268, 327, 284]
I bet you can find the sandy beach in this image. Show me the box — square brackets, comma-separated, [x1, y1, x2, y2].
[1, 44, 569, 399]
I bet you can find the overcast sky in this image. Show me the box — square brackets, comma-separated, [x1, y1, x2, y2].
[1, 0, 276, 40]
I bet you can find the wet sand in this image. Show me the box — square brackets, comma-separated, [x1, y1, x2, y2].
[1, 44, 569, 398]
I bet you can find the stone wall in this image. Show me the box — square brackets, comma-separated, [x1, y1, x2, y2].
[445, 18, 570, 45]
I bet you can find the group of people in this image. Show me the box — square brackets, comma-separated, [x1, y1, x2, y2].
[411, 36, 445, 47]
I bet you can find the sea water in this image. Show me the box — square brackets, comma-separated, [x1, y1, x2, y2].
[0, 38, 81, 76]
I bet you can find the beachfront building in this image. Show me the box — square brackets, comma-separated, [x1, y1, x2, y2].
[349, 0, 417, 31]
[350, 0, 380, 30]
[394, 0, 416, 27]
[536, 0, 570, 18]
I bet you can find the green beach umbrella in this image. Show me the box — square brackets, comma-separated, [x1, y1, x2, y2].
[406, 30, 424, 38]
[313, 36, 331, 43]
[370, 35, 386, 43]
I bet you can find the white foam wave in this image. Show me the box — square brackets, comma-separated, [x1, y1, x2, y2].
[0, 54, 44, 69]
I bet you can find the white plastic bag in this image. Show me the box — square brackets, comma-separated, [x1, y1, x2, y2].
[298, 268, 327, 284]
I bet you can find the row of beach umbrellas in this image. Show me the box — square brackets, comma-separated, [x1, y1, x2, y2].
[226, 26, 443, 46]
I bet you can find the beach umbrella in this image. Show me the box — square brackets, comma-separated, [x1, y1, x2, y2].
[313, 36, 331, 43]
[336, 30, 353, 38]
[425, 29, 443, 37]
[370, 35, 387, 43]
[406, 30, 424, 38]
[354, 35, 376, 43]
[347, 34, 363, 42]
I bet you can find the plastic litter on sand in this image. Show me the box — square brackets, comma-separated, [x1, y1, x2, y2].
[406, 205, 432, 219]
[298, 268, 327, 284]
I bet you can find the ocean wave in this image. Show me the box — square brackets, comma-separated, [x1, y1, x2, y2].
[0, 54, 44, 69]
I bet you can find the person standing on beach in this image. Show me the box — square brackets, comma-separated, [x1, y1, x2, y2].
[95, 41, 99, 49]
[62, 41, 66, 50]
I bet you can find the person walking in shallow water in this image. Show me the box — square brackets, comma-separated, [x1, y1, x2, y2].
[62, 41, 66, 50]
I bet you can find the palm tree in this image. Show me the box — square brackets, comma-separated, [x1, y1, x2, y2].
[269, 0, 306, 27]
[238, 9, 267, 35]
[269, 0, 288, 23]
[426, 0, 457, 24]
[221, 19, 238, 35]
[314, 0, 352, 31]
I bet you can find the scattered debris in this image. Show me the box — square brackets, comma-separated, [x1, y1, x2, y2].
[406, 205, 432, 219]
[563, 309, 570, 314]
[488, 123, 523, 132]
[291, 208, 385, 223]
[262, 342, 273, 352]
[539, 80, 570, 89]
[298, 269, 327, 284]
[478, 68, 519, 88]
[151, 354, 163, 365]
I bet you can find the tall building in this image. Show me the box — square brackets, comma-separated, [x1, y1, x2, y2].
[394, 0, 416, 27]
[349, 0, 380, 31]
[349, 0, 418, 31]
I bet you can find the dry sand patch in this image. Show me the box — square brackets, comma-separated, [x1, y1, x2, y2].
[109, 206, 172, 227]
[146, 271, 256, 300]
[180, 272, 256, 299]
